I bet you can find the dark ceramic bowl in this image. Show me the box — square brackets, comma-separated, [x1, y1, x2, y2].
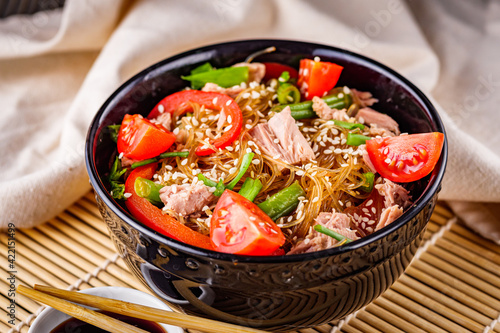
[85, 40, 447, 331]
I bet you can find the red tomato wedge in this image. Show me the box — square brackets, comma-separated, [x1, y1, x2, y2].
[117, 114, 176, 160]
[262, 62, 298, 81]
[124, 164, 213, 250]
[210, 190, 285, 255]
[148, 90, 243, 156]
[366, 132, 444, 183]
[297, 59, 343, 100]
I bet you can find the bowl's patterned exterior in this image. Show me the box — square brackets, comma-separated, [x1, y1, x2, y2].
[86, 40, 447, 331]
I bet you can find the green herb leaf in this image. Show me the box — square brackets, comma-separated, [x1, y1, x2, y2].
[182, 66, 249, 90]
[108, 124, 121, 143]
[190, 62, 214, 75]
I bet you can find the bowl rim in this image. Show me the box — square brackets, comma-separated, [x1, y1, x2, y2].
[85, 38, 447, 263]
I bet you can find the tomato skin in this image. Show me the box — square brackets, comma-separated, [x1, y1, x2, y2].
[210, 190, 285, 255]
[366, 132, 444, 183]
[148, 90, 243, 156]
[117, 114, 176, 160]
[124, 164, 213, 250]
[262, 62, 298, 81]
[297, 59, 343, 100]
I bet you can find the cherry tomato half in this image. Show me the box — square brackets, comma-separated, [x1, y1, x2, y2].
[210, 190, 285, 255]
[366, 132, 444, 183]
[297, 59, 343, 100]
[117, 114, 176, 160]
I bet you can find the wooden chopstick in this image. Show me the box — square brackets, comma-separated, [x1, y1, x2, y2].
[33, 284, 268, 333]
[17, 285, 149, 333]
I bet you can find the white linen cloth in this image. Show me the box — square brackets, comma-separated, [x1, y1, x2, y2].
[1, 0, 499, 243]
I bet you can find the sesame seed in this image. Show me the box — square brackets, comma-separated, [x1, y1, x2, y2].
[225, 125, 233, 132]
[324, 149, 332, 154]
[118, 152, 124, 159]
[181, 159, 188, 166]
[192, 118, 199, 126]
[123, 192, 132, 198]
[226, 100, 232, 106]
[252, 159, 260, 165]
[212, 97, 218, 105]
[246, 148, 252, 154]
[227, 115, 232, 124]
[245, 124, 253, 129]
[366, 199, 373, 206]
[246, 105, 252, 111]
[257, 111, 265, 118]
[229, 167, 238, 174]
[314, 56, 321, 62]
[209, 187, 216, 193]
[226, 146, 234, 151]
[158, 104, 165, 113]
[371, 207, 377, 214]
[242, 92, 251, 99]
[251, 91, 260, 99]
[312, 197, 319, 203]
[296, 170, 305, 176]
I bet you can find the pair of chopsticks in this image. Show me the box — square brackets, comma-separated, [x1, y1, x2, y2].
[18, 285, 267, 333]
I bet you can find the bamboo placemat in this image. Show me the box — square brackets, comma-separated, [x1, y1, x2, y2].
[2, 192, 500, 333]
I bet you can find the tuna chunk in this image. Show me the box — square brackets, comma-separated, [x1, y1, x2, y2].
[352, 89, 379, 107]
[356, 107, 400, 135]
[159, 183, 215, 217]
[201, 83, 244, 99]
[375, 205, 403, 231]
[232, 62, 266, 83]
[250, 106, 315, 167]
[288, 211, 359, 254]
[312, 96, 348, 120]
[375, 179, 412, 209]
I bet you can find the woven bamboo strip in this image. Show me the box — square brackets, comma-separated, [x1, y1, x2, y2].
[307, 324, 332, 333]
[423, 230, 433, 241]
[380, 289, 449, 333]
[427, 244, 500, 289]
[446, 225, 500, 262]
[391, 281, 475, 333]
[432, 204, 454, 219]
[355, 310, 403, 332]
[0, 298, 24, 327]
[429, 213, 449, 226]
[343, 317, 383, 333]
[365, 301, 427, 333]
[1, 317, 12, 333]
[426, 222, 441, 234]
[28, 224, 130, 288]
[46, 218, 116, 258]
[0, 250, 63, 292]
[4, 249, 69, 290]
[14, 231, 90, 281]
[398, 275, 484, 332]
[405, 265, 499, 319]
[435, 237, 500, 276]
[0, 235, 80, 287]
[0, 293, 31, 321]
[0, 281, 40, 315]
[410, 259, 500, 310]
[338, 325, 364, 333]
[20, 228, 99, 272]
[419, 251, 500, 300]
[494, 321, 500, 332]
[67, 204, 110, 235]
[56, 212, 115, 252]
